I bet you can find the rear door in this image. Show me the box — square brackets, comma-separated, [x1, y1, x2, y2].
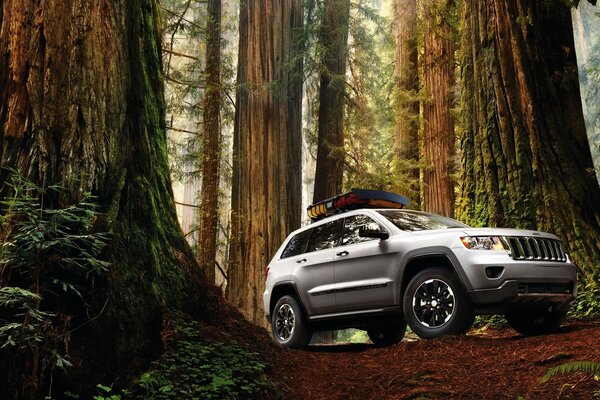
[292, 219, 343, 315]
[333, 214, 394, 311]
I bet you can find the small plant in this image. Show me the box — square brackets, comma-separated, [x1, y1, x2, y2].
[93, 384, 125, 400]
[0, 170, 110, 397]
[127, 317, 283, 400]
[541, 361, 600, 383]
[568, 284, 600, 319]
[0, 287, 51, 350]
[541, 361, 600, 398]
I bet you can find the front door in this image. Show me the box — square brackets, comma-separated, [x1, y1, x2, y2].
[333, 214, 394, 311]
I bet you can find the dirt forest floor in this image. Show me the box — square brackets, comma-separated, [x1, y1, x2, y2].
[210, 318, 600, 400]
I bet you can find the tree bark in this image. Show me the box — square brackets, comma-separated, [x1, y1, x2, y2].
[458, 0, 600, 281]
[312, 0, 351, 203]
[0, 0, 204, 396]
[571, 1, 600, 183]
[198, 0, 222, 284]
[421, 0, 457, 217]
[393, 0, 420, 205]
[227, 0, 303, 326]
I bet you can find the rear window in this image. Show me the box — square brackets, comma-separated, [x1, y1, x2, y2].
[306, 219, 343, 252]
[377, 210, 468, 231]
[281, 229, 312, 259]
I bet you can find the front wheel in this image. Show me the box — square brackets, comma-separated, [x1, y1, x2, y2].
[403, 267, 474, 339]
[367, 318, 407, 347]
[505, 306, 566, 336]
[271, 295, 312, 348]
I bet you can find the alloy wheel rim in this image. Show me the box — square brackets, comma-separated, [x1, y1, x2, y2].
[275, 303, 295, 342]
[412, 278, 455, 328]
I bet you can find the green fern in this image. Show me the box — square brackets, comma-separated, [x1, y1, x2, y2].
[541, 361, 600, 384]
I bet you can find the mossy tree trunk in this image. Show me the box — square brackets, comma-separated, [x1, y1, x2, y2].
[421, 0, 457, 217]
[198, 0, 222, 284]
[227, 0, 303, 326]
[0, 0, 205, 397]
[393, 0, 420, 205]
[312, 0, 351, 203]
[458, 0, 600, 281]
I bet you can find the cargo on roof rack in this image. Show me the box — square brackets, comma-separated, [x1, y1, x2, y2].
[307, 188, 410, 221]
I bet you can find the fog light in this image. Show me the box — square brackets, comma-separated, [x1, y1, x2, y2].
[485, 266, 504, 279]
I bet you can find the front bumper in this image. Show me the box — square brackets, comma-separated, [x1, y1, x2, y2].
[452, 248, 577, 313]
[469, 280, 575, 313]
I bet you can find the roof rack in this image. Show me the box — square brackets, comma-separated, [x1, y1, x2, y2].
[307, 188, 410, 221]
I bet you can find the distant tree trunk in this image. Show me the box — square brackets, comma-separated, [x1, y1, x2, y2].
[227, 1, 303, 326]
[421, 0, 456, 217]
[393, 0, 420, 205]
[312, 0, 351, 203]
[572, 1, 600, 183]
[198, 0, 222, 284]
[458, 0, 600, 282]
[0, 0, 205, 397]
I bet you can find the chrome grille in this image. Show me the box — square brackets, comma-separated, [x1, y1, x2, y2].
[505, 237, 567, 262]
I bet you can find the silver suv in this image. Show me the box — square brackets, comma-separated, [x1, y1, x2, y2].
[263, 208, 577, 348]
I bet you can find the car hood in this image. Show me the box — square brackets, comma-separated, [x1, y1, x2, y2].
[459, 227, 560, 241]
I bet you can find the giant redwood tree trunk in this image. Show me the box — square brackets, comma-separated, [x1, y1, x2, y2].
[198, 0, 222, 284]
[393, 0, 420, 205]
[312, 0, 351, 203]
[458, 0, 600, 281]
[421, 0, 457, 217]
[0, 0, 204, 396]
[227, 1, 303, 326]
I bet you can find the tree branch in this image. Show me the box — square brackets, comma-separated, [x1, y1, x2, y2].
[174, 200, 201, 208]
[215, 260, 228, 281]
[161, 6, 204, 31]
[162, 48, 199, 61]
[167, 126, 198, 135]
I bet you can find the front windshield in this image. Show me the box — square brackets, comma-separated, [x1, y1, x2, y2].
[377, 210, 469, 231]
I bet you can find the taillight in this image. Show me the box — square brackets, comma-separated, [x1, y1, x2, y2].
[265, 266, 270, 279]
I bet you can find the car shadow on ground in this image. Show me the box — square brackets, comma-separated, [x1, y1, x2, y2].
[307, 343, 374, 353]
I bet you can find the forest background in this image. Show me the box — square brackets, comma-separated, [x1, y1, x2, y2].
[164, 0, 600, 326]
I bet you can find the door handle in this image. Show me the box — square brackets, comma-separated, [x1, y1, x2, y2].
[336, 251, 349, 257]
[296, 258, 307, 263]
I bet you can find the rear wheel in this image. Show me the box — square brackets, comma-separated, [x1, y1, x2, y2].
[505, 306, 566, 336]
[403, 267, 474, 339]
[271, 295, 312, 348]
[367, 318, 407, 347]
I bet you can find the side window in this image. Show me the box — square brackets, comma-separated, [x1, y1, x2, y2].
[281, 229, 312, 259]
[342, 215, 383, 246]
[306, 219, 343, 253]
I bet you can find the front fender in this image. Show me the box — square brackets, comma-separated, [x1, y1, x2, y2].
[392, 247, 470, 305]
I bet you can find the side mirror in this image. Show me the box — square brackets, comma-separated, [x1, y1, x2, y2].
[358, 225, 389, 240]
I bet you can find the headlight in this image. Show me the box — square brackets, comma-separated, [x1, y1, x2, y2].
[460, 236, 508, 251]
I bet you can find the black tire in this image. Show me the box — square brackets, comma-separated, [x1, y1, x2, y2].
[505, 306, 566, 336]
[271, 295, 312, 348]
[403, 267, 474, 339]
[367, 318, 407, 347]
